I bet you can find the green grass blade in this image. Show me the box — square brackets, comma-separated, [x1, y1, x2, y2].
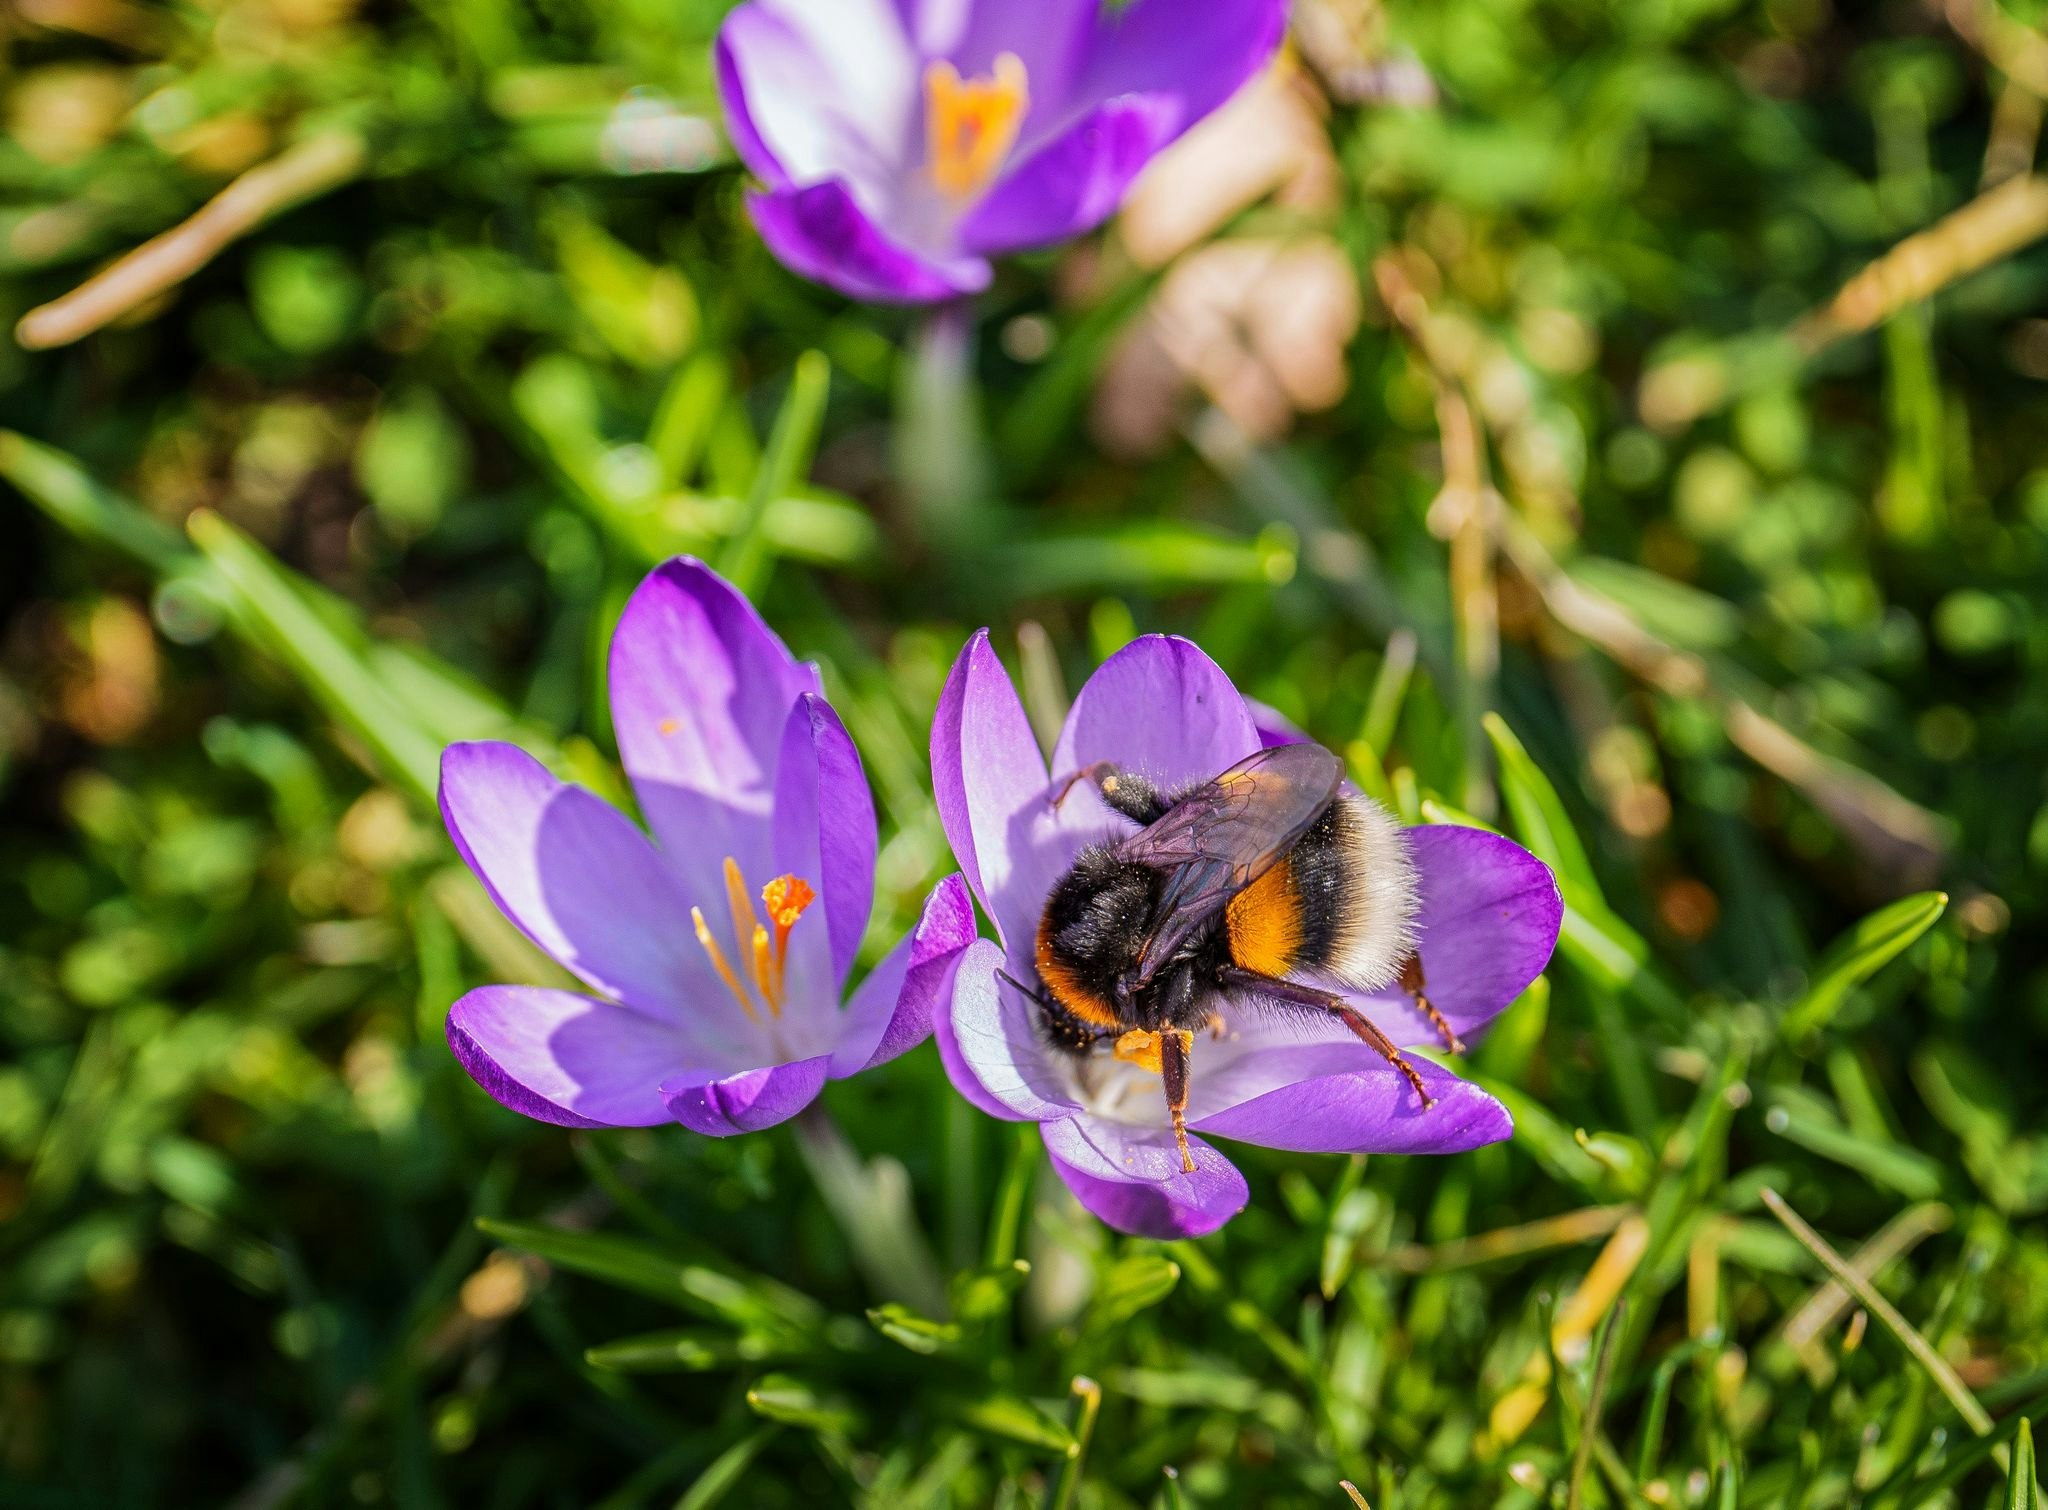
[585, 1329, 781, 1373]
[1759, 1189, 1992, 1437]
[719, 349, 831, 594]
[0, 429, 192, 576]
[477, 1218, 822, 1334]
[648, 352, 729, 489]
[955, 1393, 1079, 1457]
[1781, 891, 1948, 1041]
[2011, 1418, 2038, 1510]
[1158, 1466, 1189, 1510]
[1762, 1100, 1947, 1200]
[1485, 711, 1600, 899]
[1043, 1376, 1102, 1510]
[745, 1375, 862, 1436]
[1567, 1299, 1626, 1510]
[1002, 522, 1296, 597]
[1084, 1255, 1180, 1333]
[188, 510, 443, 806]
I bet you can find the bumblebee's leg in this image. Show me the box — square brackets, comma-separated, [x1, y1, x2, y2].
[1049, 762, 1169, 824]
[1109, 1029, 1198, 1172]
[1122, 1032, 1196, 1171]
[1159, 1028, 1196, 1173]
[1216, 965, 1436, 1108]
[1400, 954, 1465, 1055]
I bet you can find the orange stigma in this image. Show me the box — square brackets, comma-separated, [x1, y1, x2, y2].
[689, 858, 815, 1020]
[762, 874, 816, 978]
[924, 53, 1028, 199]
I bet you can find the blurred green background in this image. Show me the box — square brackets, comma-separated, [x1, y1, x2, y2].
[5, 0, 2048, 1504]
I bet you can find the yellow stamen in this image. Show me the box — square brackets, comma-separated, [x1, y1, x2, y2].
[924, 53, 1029, 199]
[722, 856, 763, 974]
[751, 924, 782, 1015]
[761, 874, 817, 975]
[692, 906, 759, 1023]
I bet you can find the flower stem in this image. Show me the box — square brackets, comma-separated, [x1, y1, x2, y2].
[893, 297, 989, 549]
[791, 1102, 950, 1318]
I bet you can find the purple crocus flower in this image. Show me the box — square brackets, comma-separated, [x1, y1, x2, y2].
[930, 632, 1563, 1238]
[439, 558, 974, 1133]
[715, 0, 1287, 303]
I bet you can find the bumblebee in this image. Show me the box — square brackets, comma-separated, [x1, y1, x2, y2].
[1020, 743, 1460, 1173]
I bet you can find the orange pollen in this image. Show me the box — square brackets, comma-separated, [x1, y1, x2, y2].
[762, 873, 816, 974]
[924, 52, 1029, 199]
[1113, 1029, 1166, 1076]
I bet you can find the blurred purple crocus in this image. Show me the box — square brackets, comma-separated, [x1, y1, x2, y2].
[930, 632, 1563, 1239]
[439, 558, 974, 1134]
[715, 0, 1287, 303]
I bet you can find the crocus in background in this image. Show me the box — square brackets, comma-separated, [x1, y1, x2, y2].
[715, 0, 1288, 302]
[439, 557, 973, 1137]
[931, 632, 1563, 1239]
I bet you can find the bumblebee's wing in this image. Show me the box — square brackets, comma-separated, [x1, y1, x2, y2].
[1118, 743, 1343, 983]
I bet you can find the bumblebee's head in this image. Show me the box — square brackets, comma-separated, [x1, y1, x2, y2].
[1034, 846, 1158, 1028]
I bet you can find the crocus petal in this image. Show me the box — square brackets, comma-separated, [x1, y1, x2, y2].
[936, 938, 1079, 1122]
[959, 95, 1176, 257]
[772, 693, 876, 987]
[447, 986, 688, 1128]
[607, 559, 819, 908]
[931, 630, 1094, 954]
[748, 182, 992, 304]
[714, 30, 792, 189]
[662, 1054, 832, 1136]
[715, 0, 917, 191]
[439, 741, 718, 1023]
[1052, 634, 1260, 797]
[1067, 0, 1287, 148]
[1356, 826, 1563, 1047]
[1042, 1116, 1248, 1239]
[1190, 1037, 1512, 1154]
[831, 874, 976, 1076]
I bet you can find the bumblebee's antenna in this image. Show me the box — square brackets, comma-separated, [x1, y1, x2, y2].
[1048, 762, 1108, 809]
[1048, 772, 1081, 808]
[994, 968, 1041, 1006]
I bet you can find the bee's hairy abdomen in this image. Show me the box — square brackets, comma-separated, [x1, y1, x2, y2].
[1225, 794, 1417, 990]
[1222, 852, 1303, 977]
